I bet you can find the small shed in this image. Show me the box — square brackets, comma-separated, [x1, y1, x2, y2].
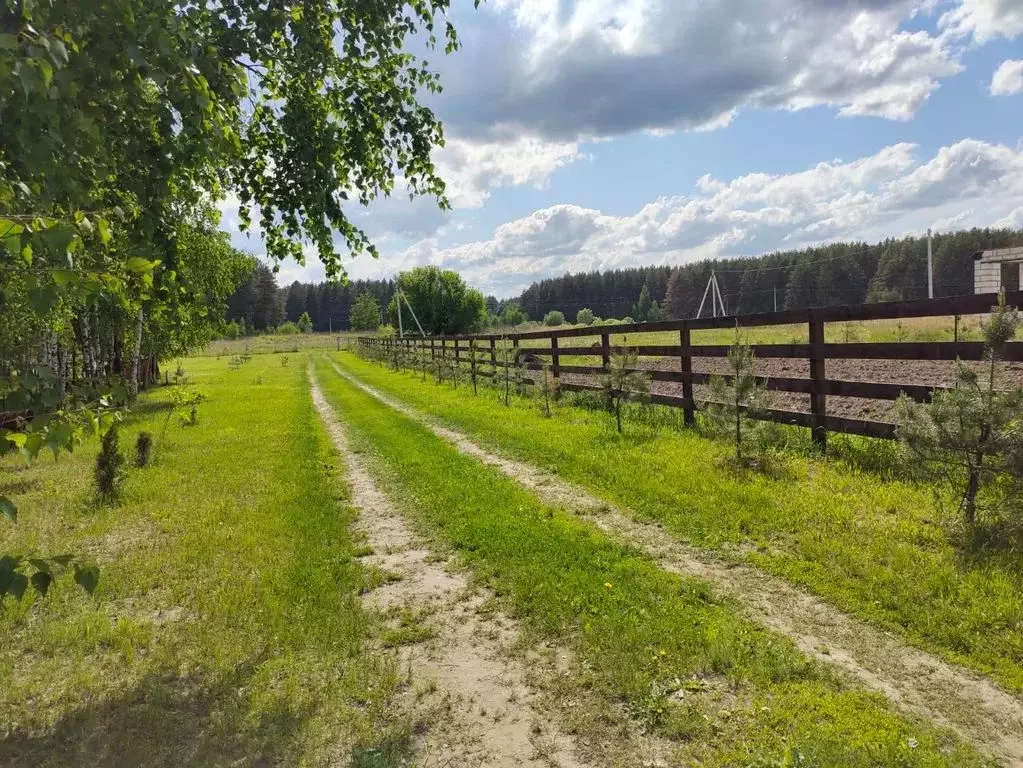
[974, 247, 1023, 294]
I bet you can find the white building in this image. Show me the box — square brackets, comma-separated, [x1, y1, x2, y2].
[974, 247, 1023, 294]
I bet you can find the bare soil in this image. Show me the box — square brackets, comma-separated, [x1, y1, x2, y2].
[330, 361, 1023, 767]
[555, 357, 1023, 422]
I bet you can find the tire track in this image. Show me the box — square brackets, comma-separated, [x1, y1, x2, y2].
[311, 366, 603, 768]
[325, 355, 1023, 767]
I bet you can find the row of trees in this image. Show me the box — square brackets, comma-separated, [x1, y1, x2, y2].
[518, 229, 1023, 321]
[1, 0, 463, 598]
[223, 266, 492, 335]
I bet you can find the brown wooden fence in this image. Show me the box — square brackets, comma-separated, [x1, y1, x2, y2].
[357, 291, 1023, 449]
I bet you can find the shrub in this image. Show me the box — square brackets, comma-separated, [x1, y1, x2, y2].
[543, 310, 566, 327]
[276, 321, 300, 335]
[134, 431, 153, 468]
[95, 426, 125, 502]
[897, 293, 1023, 529]
[500, 302, 528, 326]
[297, 311, 313, 333]
[621, 316, 635, 325]
[576, 308, 595, 326]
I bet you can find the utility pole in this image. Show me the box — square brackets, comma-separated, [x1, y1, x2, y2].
[396, 292, 404, 338]
[773, 285, 778, 313]
[927, 228, 934, 300]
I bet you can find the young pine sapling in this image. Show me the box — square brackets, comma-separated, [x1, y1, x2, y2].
[600, 343, 650, 433]
[897, 294, 1023, 528]
[707, 326, 770, 463]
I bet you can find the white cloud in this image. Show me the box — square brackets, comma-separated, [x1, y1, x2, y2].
[438, 0, 963, 140]
[435, 137, 586, 208]
[940, 0, 1023, 42]
[377, 138, 1023, 296]
[990, 59, 1023, 95]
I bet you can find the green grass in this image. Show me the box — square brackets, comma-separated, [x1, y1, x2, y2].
[332, 351, 1023, 696]
[311, 355, 984, 767]
[0, 355, 409, 766]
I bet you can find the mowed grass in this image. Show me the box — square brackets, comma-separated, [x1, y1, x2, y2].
[332, 352, 1023, 695]
[198, 330, 363, 358]
[0, 356, 407, 766]
[311, 356, 986, 767]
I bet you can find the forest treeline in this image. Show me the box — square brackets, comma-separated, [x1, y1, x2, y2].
[518, 228, 1023, 322]
[224, 228, 1023, 333]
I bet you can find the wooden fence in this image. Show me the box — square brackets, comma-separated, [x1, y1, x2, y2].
[357, 291, 1023, 449]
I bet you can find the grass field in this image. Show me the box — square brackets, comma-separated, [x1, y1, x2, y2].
[310, 356, 983, 767]
[331, 351, 1023, 695]
[4, 350, 1020, 766]
[0, 356, 410, 766]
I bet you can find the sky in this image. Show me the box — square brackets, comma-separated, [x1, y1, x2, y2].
[218, 0, 1023, 299]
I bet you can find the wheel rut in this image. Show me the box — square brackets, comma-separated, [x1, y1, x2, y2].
[311, 368, 599, 768]
[325, 356, 1023, 767]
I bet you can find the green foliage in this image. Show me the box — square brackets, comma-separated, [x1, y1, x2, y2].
[297, 312, 313, 334]
[543, 310, 566, 327]
[897, 295, 1023, 529]
[576, 307, 595, 325]
[707, 327, 773, 465]
[350, 292, 382, 331]
[633, 283, 652, 322]
[648, 300, 665, 322]
[277, 321, 301, 335]
[388, 267, 486, 335]
[94, 425, 125, 502]
[600, 344, 650, 433]
[134, 431, 153, 468]
[500, 302, 528, 326]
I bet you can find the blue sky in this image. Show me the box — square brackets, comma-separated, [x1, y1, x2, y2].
[219, 0, 1023, 298]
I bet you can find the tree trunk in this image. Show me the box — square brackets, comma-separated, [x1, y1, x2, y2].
[129, 307, 144, 400]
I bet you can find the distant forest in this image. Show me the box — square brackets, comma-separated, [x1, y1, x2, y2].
[518, 228, 1023, 322]
[226, 228, 1023, 332]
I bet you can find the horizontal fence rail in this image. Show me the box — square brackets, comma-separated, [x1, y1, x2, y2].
[356, 291, 1023, 448]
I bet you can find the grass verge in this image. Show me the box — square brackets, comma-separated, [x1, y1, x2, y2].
[0, 355, 408, 766]
[312, 355, 984, 767]
[331, 351, 1023, 696]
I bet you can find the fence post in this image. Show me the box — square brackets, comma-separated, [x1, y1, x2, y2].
[680, 322, 695, 427]
[601, 331, 610, 371]
[809, 310, 827, 451]
[490, 337, 497, 378]
[454, 338, 461, 370]
[431, 338, 436, 360]
[551, 335, 560, 381]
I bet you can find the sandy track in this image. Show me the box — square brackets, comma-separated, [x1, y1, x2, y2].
[325, 356, 1023, 767]
[310, 369, 594, 768]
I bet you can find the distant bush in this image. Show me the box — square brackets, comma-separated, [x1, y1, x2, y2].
[276, 321, 300, 335]
[621, 317, 635, 325]
[297, 311, 313, 333]
[576, 308, 595, 326]
[501, 302, 528, 326]
[543, 310, 566, 327]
